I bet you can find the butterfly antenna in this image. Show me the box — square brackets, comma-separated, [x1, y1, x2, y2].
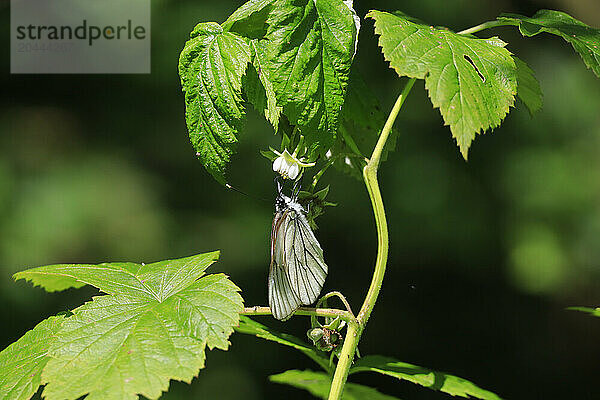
[225, 183, 269, 203]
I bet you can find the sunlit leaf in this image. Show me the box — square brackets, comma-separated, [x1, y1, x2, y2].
[227, 0, 359, 152]
[270, 370, 401, 400]
[222, 0, 274, 39]
[368, 10, 517, 158]
[14, 252, 244, 400]
[12, 272, 85, 292]
[179, 22, 251, 184]
[350, 355, 502, 400]
[14, 252, 220, 299]
[0, 316, 63, 400]
[498, 10, 600, 77]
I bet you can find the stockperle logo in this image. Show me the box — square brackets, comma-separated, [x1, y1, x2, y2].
[11, 0, 150, 74]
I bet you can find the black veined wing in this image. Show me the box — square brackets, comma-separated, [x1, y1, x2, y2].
[269, 193, 328, 321]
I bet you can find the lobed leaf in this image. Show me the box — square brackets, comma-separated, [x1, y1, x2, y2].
[0, 316, 64, 400]
[498, 10, 600, 77]
[12, 251, 243, 400]
[367, 10, 518, 158]
[227, 0, 359, 152]
[41, 274, 242, 400]
[179, 22, 252, 184]
[350, 355, 502, 400]
[182, 0, 360, 181]
[270, 369, 402, 400]
[14, 252, 219, 300]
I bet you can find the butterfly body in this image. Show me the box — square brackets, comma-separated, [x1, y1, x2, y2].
[269, 190, 328, 320]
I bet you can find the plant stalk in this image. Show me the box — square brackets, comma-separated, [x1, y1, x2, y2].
[241, 306, 356, 324]
[457, 20, 505, 35]
[326, 78, 416, 400]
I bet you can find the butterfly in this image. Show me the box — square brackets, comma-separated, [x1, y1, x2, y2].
[269, 180, 328, 320]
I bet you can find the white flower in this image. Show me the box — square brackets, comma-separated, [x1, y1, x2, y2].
[272, 149, 315, 180]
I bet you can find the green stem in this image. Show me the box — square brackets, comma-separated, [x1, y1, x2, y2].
[312, 291, 355, 328]
[326, 78, 416, 400]
[457, 20, 505, 35]
[316, 291, 354, 315]
[241, 306, 356, 324]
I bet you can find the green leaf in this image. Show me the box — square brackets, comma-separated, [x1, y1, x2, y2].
[350, 355, 502, 400]
[228, 0, 359, 151]
[14, 252, 244, 400]
[567, 306, 600, 317]
[264, 0, 358, 147]
[498, 10, 600, 77]
[0, 316, 64, 400]
[179, 22, 252, 184]
[236, 316, 331, 371]
[515, 57, 543, 115]
[243, 40, 282, 130]
[12, 272, 86, 292]
[270, 370, 402, 400]
[222, 0, 275, 39]
[368, 10, 518, 159]
[14, 252, 219, 299]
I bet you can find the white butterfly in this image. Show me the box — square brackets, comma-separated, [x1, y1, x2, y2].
[269, 182, 328, 321]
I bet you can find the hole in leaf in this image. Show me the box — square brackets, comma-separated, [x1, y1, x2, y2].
[463, 55, 485, 82]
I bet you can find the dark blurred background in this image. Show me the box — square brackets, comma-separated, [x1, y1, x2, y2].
[2, 0, 600, 399]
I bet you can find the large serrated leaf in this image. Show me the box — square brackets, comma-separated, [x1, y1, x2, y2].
[14, 252, 219, 299]
[350, 355, 502, 400]
[13, 252, 244, 400]
[270, 370, 401, 400]
[0, 316, 64, 400]
[498, 10, 600, 78]
[367, 10, 518, 158]
[226, 0, 359, 152]
[263, 0, 358, 148]
[179, 22, 251, 184]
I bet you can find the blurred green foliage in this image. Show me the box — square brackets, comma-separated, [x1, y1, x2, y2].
[1, 0, 600, 399]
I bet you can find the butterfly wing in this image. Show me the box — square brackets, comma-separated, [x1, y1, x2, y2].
[269, 209, 302, 321]
[268, 206, 328, 321]
[284, 210, 328, 305]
